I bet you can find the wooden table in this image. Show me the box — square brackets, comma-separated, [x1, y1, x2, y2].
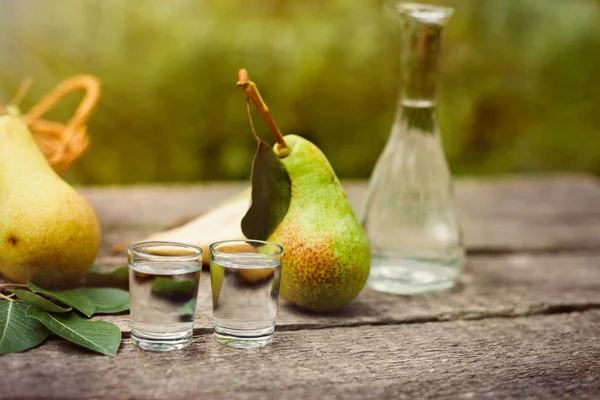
[2, 175, 600, 399]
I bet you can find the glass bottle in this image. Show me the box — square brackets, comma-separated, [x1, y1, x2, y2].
[360, 3, 464, 295]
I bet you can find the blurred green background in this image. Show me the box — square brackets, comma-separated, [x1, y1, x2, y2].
[0, 0, 599, 184]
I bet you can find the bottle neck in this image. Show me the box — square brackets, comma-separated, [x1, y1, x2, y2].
[393, 4, 452, 136]
[396, 103, 436, 136]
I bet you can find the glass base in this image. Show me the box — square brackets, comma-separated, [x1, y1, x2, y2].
[213, 325, 274, 349]
[131, 328, 193, 352]
[368, 258, 461, 295]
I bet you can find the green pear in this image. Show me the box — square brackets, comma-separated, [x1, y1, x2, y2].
[0, 115, 101, 288]
[238, 70, 370, 312]
[271, 135, 371, 311]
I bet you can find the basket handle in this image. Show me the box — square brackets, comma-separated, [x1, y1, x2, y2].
[24, 74, 101, 135]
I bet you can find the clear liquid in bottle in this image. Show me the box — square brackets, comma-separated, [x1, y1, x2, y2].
[361, 4, 465, 295]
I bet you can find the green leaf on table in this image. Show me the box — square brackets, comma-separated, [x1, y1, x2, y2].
[84, 265, 129, 290]
[77, 288, 130, 314]
[25, 307, 122, 357]
[28, 282, 96, 317]
[8, 290, 72, 313]
[0, 301, 50, 354]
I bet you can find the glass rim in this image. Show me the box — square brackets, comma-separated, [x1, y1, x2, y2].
[396, 2, 454, 23]
[209, 239, 284, 259]
[396, 2, 454, 13]
[128, 241, 203, 262]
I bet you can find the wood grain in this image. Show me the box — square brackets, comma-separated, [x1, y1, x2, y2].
[2, 176, 599, 399]
[91, 253, 600, 333]
[80, 175, 600, 226]
[82, 175, 600, 255]
[2, 311, 598, 399]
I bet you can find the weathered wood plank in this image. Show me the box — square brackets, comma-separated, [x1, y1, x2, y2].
[82, 175, 600, 254]
[81, 175, 600, 226]
[2, 177, 598, 398]
[92, 253, 600, 333]
[95, 219, 600, 260]
[3, 311, 599, 399]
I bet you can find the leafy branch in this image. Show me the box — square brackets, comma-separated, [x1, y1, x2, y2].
[0, 276, 129, 357]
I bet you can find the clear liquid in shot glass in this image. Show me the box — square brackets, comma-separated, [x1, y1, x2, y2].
[211, 255, 282, 348]
[129, 263, 201, 351]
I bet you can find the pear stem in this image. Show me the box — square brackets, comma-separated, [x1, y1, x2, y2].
[0, 292, 15, 301]
[9, 77, 34, 107]
[236, 69, 288, 151]
[245, 98, 260, 143]
[0, 283, 26, 302]
[0, 283, 28, 288]
[0, 78, 32, 115]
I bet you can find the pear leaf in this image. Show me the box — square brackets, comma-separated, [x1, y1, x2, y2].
[77, 288, 130, 314]
[28, 282, 96, 317]
[26, 307, 122, 357]
[241, 141, 292, 241]
[8, 290, 72, 313]
[83, 265, 129, 290]
[0, 301, 50, 354]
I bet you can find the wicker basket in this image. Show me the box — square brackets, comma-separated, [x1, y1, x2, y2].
[20, 75, 101, 174]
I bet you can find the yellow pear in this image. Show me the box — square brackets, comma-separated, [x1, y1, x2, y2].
[0, 115, 101, 288]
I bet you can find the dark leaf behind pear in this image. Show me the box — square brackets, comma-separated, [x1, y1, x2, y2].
[83, 265, 129, 290]
[241, 141, 291, 241]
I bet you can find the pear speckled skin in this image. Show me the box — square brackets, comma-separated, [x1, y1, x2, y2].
[271, 135, 371, 312]
[0, 115, 101, 288]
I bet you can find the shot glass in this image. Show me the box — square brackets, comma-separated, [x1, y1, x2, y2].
[128, 241, 203, 352]
[209, 240, 284, 349]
